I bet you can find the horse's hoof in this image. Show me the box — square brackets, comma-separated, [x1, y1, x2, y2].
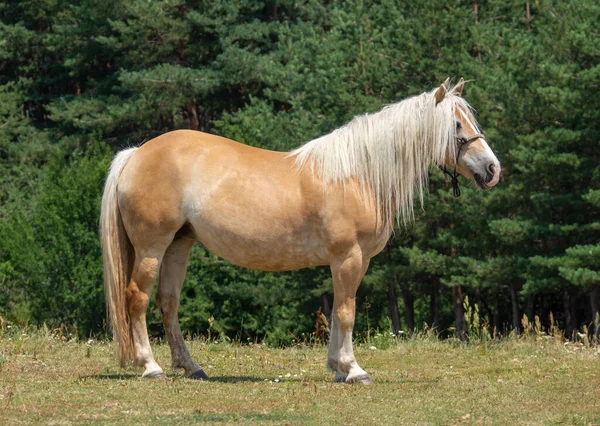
[346, 374, 374, 385]
[187, 369, 209, 380]
[143, 370, 166, 379]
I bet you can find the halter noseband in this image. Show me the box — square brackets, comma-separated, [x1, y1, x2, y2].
[442, 133, 484, 197]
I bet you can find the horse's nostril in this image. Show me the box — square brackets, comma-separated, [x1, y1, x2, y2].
[488, 163, 495, 175]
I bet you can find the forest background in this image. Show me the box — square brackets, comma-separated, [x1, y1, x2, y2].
[0, 0, 598, 345]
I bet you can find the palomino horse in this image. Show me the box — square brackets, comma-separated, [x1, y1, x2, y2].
[101, 78, 500, 384]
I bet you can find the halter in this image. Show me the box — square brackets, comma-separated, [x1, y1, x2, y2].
[442, 133, 485, 197]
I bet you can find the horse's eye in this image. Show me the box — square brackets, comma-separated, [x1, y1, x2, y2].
[456, 121, 462, 131]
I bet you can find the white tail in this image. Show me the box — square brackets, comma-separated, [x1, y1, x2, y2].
[100, 147, 137, 366]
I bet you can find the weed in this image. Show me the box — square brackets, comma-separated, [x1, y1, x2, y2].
[85, 339, 93, 358]
[463, 295, 492, 342]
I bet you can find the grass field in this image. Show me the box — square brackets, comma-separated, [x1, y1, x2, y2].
[1, 328, 599, 425]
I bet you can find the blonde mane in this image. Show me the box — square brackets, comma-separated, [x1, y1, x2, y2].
[289, 84, 480, 227]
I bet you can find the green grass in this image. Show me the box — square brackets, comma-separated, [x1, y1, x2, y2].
[0, 328, 599, 425]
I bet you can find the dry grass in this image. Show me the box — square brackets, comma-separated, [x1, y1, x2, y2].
[0, 328, 599, 425]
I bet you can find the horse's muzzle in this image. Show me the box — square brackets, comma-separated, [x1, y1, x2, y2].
[474, 162, 500, 189]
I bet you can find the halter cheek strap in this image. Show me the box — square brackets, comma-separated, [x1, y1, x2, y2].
[441, 133, 484, 197]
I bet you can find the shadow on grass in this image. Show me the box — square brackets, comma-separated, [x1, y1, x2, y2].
[85, 372, 440, 387]
[205, 375, 267, 383]
[369, 377, 441, 385]
[83, 373, 139, 380]
[83, 373, 267, 383]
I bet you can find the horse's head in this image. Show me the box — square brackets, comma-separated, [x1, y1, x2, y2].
[435, 78, 501, 191]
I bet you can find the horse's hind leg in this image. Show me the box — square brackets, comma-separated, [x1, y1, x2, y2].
[156, 237, 208, 379]
[127, 248, 167, 378]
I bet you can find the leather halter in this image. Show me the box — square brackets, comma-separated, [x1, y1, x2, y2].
[442, 133, 484, 197]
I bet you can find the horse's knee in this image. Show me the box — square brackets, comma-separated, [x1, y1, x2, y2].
[335, 303, 356, 329]
[126, 282, 150, 316]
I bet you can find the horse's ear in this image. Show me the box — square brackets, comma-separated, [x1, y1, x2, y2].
[435, 78, 450, 105]
[452, 78, 465, 96]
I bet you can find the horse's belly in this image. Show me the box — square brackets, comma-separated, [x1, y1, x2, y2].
[188, 215, 329, 271]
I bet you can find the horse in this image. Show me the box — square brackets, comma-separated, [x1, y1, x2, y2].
[100, 78, 500, 384]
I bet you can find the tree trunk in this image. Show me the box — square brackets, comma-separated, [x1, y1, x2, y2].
[590, 286, 600, 341]
[526, 295, 534, 322]
[387, 282, 401, 335]
[476, 288, 483, 335]
[472, 0, 482, 62]
[480, 296, 494, 328]
[402, 287, 415, 332]
[177, 6, 186, 64]
[452, 286, 467, 341]
[562, 289, 577, 339]
[186, 102, 200, 130]
[271, 4, 279, 20]
[430, 280, 440, 330]
[492, 291, 500, 336]
[541, 295, 552, 330]
[509, 285, 520, 334]
[570, 293, 577, 338]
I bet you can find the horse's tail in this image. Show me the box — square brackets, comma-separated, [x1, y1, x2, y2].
[100, 147, 138, 367]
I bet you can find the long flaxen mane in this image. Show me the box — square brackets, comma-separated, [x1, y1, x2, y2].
[289, 83, 480, 227]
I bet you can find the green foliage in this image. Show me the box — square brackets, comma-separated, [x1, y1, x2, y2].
[0, 144, 112, 333]
[0, 0, 599, 341]
[559, 245, 600, 289]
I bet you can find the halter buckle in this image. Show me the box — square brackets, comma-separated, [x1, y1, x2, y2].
[442, 133, 484, 197]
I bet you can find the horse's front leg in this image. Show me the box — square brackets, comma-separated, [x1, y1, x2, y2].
[326, 307, 342, 379]
[328, 248, 372, 384]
